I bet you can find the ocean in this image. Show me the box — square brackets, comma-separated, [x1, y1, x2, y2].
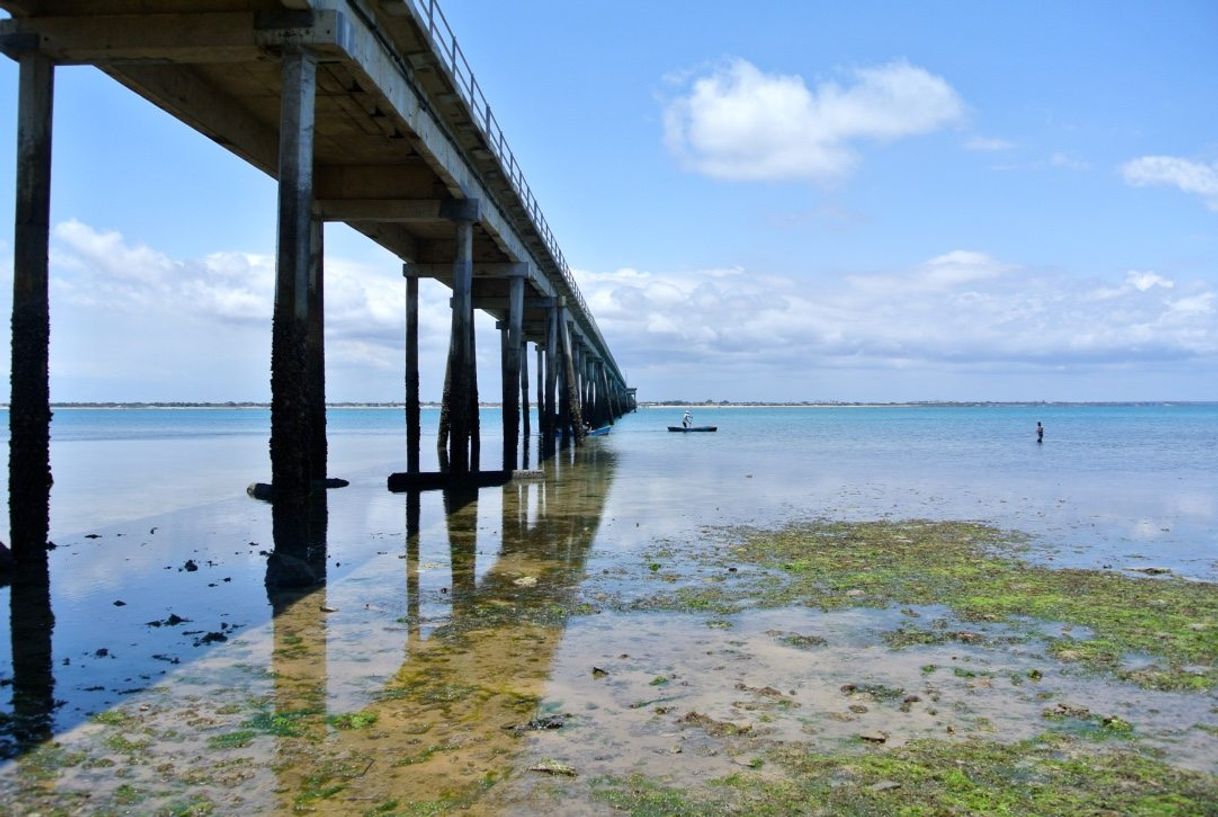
[1, 403, 1216, 810]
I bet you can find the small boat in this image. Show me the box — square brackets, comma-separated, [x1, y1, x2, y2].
[667, 426, 717, 433]
[586, 425, 611, 437]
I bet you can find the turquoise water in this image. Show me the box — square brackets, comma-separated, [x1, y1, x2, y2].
[4, 402, 1215, 566]
[1, 403, 1216, 759]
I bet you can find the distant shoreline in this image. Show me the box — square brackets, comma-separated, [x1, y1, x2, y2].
[0, 400, 1211, 410]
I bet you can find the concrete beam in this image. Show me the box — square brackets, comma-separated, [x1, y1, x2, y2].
[314, 162, 439, 201]
[408, 262, 528, 279]
[481, 296, 554, 313]
[314, 198, 447, 222]
[318, 5, 558, 294]
[0, 11, 350, 65]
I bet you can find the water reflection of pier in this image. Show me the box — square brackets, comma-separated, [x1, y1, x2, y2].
[266, 445, 617, 812]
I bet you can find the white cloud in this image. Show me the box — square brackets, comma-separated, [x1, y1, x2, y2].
[1089, 270, 1175, 301]
[663, 58, 964, 182]
[576, 254, 1218, 386]
[23, 220, 465, 400]
[1121, 155, 1218, 210]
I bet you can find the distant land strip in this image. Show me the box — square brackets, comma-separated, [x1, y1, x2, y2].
[0, 400, 1210, 409]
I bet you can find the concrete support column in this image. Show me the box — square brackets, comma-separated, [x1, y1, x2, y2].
[543, 306, 558, 456]
[270, 48, 317, 505]
[601, 365, 615, 424]
[9, 51, 54, 559]
[445, 215, 475, 475]
[502, 274, 524, 471]
[403, 267, 420, 473]
[535, 343, 545, 453]
[589, 360, 601, 427]
[572, 343, 583, 423]
[559, 307, 585, 443]
[520, 338, 531, 462]
[306, 217, 326, 483]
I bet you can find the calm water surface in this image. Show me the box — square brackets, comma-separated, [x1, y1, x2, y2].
[1, 404, 1215, 811]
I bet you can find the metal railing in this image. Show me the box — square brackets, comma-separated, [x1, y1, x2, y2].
[401, 0, 621, 380]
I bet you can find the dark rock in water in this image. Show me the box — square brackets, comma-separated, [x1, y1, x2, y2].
[0, 542, 14, 572]
[84, 533, 101, 539]
[247, 482, 274, 502]
[503, 714, 567, 735]
[265, 551, 320, 590]
[183, 559, 198, 572]
[145, 613, 189, 628]
[193, 631, 227, 647]
[113, 600, 126, 607]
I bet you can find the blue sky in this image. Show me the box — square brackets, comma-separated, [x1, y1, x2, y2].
[0, 0, 1215, 402]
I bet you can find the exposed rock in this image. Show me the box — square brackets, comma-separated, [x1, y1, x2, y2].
[529, 759, 577, 776]
[504, 714, 566, 735]
[679, 711, 752, 737]
[193, 631, 227, 647]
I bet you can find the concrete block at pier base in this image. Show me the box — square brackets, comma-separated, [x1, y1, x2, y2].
[512, 469, 545, 480]
[247, 482, 274, 502]
[247, 478, 348, 502]
[386, 470, 529, 492]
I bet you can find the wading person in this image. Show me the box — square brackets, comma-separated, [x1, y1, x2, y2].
[1036, 421, 1044, 444]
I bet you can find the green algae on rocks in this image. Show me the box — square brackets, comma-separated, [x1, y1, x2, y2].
[647, 519, 1218, 691]
[591, 734, 1218, 817]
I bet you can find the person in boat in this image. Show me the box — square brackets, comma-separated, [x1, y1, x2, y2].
[1036, 421, 1044, 444]
[681, 411, 692, 429]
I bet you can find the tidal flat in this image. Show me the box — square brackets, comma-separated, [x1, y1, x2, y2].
[4, 513, 1217, 816]
[3, 406, 1218, 815]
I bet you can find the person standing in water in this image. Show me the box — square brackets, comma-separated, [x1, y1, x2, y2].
[1036, 421, 1044, 444]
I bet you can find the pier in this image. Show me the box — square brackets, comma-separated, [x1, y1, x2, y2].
[0, 0, 636, 557]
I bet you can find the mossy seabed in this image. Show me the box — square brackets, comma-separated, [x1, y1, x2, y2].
[638, 519, 1218, 692]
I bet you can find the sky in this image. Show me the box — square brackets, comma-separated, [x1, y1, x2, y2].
[0, 0, 1216, 403]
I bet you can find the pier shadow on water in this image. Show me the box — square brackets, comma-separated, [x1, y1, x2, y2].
[0, 443, 618, 814]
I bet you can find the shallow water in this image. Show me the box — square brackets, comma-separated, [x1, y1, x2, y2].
[1, 405, 1216, 813]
